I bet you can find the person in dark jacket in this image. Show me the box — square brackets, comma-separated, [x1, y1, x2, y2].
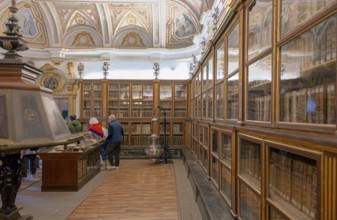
[106, 114, 124, 170]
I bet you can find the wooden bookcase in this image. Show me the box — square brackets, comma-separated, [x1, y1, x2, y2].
[81, 81, 102, 119]
[79, 80, 188, 147]
[188, 1, 336, 219]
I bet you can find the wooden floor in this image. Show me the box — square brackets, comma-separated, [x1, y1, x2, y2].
[67, 160, 180, 220]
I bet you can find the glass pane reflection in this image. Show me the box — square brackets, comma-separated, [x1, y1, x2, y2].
[280, 15, 336, 124]
[248, 0, 272, 60]
[228, 24, 240, 74]
[247, 55, 272, 121]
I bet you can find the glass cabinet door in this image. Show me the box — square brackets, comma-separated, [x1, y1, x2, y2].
[174, 84, 187, 117]
[279, 15, 336, 125]
[268, 147, 318, 220]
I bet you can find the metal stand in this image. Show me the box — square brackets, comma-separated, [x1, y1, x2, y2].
[158, 108, 172, 163]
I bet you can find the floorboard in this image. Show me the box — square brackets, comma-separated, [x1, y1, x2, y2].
[67, 160, 179, 220]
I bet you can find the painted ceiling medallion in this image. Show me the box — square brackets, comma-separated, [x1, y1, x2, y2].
[72, 32, 96, 47]
[127, 14, 136, 25]
[75, 14, 85, 25]
[121, 32, 145, 48]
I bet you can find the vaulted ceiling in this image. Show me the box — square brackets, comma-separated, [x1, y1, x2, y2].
[0, 0, 216, 79]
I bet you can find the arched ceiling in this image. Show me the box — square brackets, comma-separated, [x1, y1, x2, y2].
[0, 0, 218, 79]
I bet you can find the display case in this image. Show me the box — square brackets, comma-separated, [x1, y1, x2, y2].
[39, 132, 102, 191]
[211, 129, 220, 187]
[172, 122, 184, 146]
[108, 83, 130, 118]
[79, 79, 186, 147]
[160, 83, 172, 117]
[267, 144, 319, 220]
[215, 40, 224, 119]
[81, 81, 102, 118]
[187, 0, 336, 219]
[279, 14, 336, 125]
[247, 55, 272, 122]
[174, 84, 187, 117]
[130, 122, 151, 146]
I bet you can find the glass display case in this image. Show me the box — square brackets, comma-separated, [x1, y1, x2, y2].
[215, 41, 225, 119]
[130, 122, 149, 146]
[239, 137, 261, 188]
[160, 83, 172, 117]
[228, 23, 240, 74]
[280, 0, 335, 37]
[187, 1, 335, 219]
[239, 181, 261, 220]
[174, 84, 187, 117]
[211, 129, 219, 186]
[268, 147, 318, 220]
[279, 14, 336, 124]
[81, 82, 102, 118]
[226, 73, 239, 119]
[108, 83, 131, 118]
[247, 0, 272, 60]
[39, 132, 102, 191]
[207, 88, 213, 119]
[247, 55, 272, 121]
[172, 122, 184, 146]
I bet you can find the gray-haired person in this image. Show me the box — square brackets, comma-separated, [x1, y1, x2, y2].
[106, 114, 124, 170]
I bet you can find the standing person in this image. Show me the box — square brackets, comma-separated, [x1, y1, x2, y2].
[68, 115, 83, 134]
[21, 148, 38, 180]
[106, 114, 124, 170]
[88, 117, 108, 165]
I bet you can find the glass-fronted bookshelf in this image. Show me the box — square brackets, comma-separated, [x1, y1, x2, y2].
[238, 136, 262, 220]
[267, 144, 319, 220]
[189, 1, 336, 219]
[81, 81, 102, 118]
[80, 80, 187, 147]
[174, 84, 187, 117]
[160, 83, 172, 117]
[108, 83, 130, 118]
[172, 122, 184, 146]
[130, 122, 151, 146]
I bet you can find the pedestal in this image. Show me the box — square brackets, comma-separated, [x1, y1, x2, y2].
[0, 152, 33, 219]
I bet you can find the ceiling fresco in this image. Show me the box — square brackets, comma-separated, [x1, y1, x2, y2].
[0, 0, 228, 80]
[0, 0, 213, 50]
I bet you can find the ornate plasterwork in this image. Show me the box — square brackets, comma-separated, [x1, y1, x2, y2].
[166, 0, 200, 48]
[121, 32, 145, 48]
[54, 3, 100, 33]
[0, 0, 215, 57]
[38, 64, 73, 94]
[0, 1, 49, 48]
[71, 32, 96, 48]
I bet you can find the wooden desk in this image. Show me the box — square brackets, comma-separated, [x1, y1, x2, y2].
[39, 145, 100, 191]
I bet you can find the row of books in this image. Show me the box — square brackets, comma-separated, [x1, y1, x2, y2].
[247, 95, 271, 121]
[131, 124, 151, 134]
[172, 135, 184, 145]
[269, 149, 317, 219]
[82, 110, 102, 118]
[281, 83, 335, 124]
[221, 164, 232, 201]
[130, 135, 152, 146]
[239, 182, 261, 220]
[240, 141, 262, 187]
